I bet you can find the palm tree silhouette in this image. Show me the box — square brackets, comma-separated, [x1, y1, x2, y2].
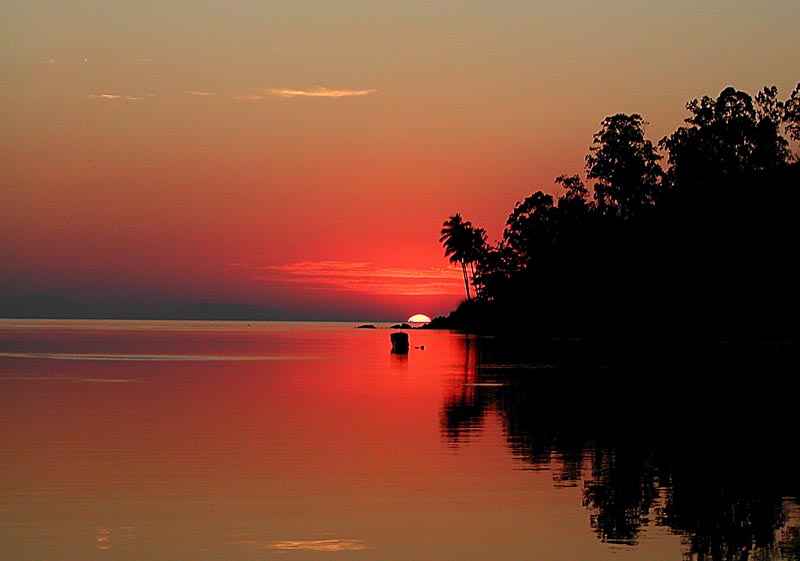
[440, 213, 485, 301]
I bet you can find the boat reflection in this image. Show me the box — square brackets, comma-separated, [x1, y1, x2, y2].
[441, 334, 799, 559]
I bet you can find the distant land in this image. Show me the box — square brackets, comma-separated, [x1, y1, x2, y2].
[0, 294, 296, 322]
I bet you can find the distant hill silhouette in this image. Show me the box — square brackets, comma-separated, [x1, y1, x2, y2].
[164, 302, 293, 321]
[0, 293, 87, 319]
[0, 295, 291, 322]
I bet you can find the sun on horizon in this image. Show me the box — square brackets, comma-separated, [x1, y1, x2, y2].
[407, 313, 432, 325]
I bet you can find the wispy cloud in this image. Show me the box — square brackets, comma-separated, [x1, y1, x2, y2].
[242, 260, 463, 297]
[232, 93, 268, 101]
[184, 86, 379, 101]
[221, 533, 369, 553]
[43, 57, 92, 65]
[269, 86, 379, 98]
[44, 56, 151, 65]
[88, 93, 144, 101]
[266, 539, 369, 552]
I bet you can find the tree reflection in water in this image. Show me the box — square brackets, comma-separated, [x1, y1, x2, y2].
[441, 334, 798, 560]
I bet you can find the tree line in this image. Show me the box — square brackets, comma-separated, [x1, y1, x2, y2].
[436, 84, 799, 343]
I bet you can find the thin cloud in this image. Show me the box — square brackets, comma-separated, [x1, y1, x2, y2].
[43, 57, 92, 65]
[44, 57, 150, 65]
[269, 86, 379, 99]
[232, 93, 267, 101]
[185, 90, 216, 97]
[266, 539, 369, 552]
[246, 260, 463, 297]
[88, 94, 143, 101]
[219, 532, 369, 554]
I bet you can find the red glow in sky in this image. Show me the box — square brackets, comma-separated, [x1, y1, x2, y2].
[2, 1, 798, 320]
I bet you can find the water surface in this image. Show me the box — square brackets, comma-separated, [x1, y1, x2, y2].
[1, 320, 797, 560]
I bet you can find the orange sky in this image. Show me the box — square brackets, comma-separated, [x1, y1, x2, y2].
[2, 1, 799, 320]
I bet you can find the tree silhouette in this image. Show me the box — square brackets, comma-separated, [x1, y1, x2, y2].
[660, 86, 791, 190]
[468, 226, 489, 298]
[586, 113, 663, 220]
[502, 191, 557, 273]
[436, 83, 797, 343]
[439, 213, 486, 301]
[784, 83, 800, 141]
[555, 174, 590, 215]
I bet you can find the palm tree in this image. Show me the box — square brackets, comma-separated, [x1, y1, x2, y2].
[467, 225, 488, 298]
[440, 213, 485, 300]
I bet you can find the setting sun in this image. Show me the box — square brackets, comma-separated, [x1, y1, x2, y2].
[408, 313, 432, 325]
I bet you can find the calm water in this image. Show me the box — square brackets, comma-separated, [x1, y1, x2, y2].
[1, 319, 797, 561]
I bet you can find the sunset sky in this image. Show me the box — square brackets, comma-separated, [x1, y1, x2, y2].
[2, 1, 799, 321]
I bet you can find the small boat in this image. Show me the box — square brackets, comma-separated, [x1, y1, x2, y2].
[390, 331, 409, 354]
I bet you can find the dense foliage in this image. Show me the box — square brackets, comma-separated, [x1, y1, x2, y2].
[435, 84, 799, 342]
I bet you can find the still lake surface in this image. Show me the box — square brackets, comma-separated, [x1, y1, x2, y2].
[1, 319, 797, 561]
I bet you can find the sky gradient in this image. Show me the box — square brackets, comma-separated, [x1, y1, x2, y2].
[2, 1, 799, 321]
